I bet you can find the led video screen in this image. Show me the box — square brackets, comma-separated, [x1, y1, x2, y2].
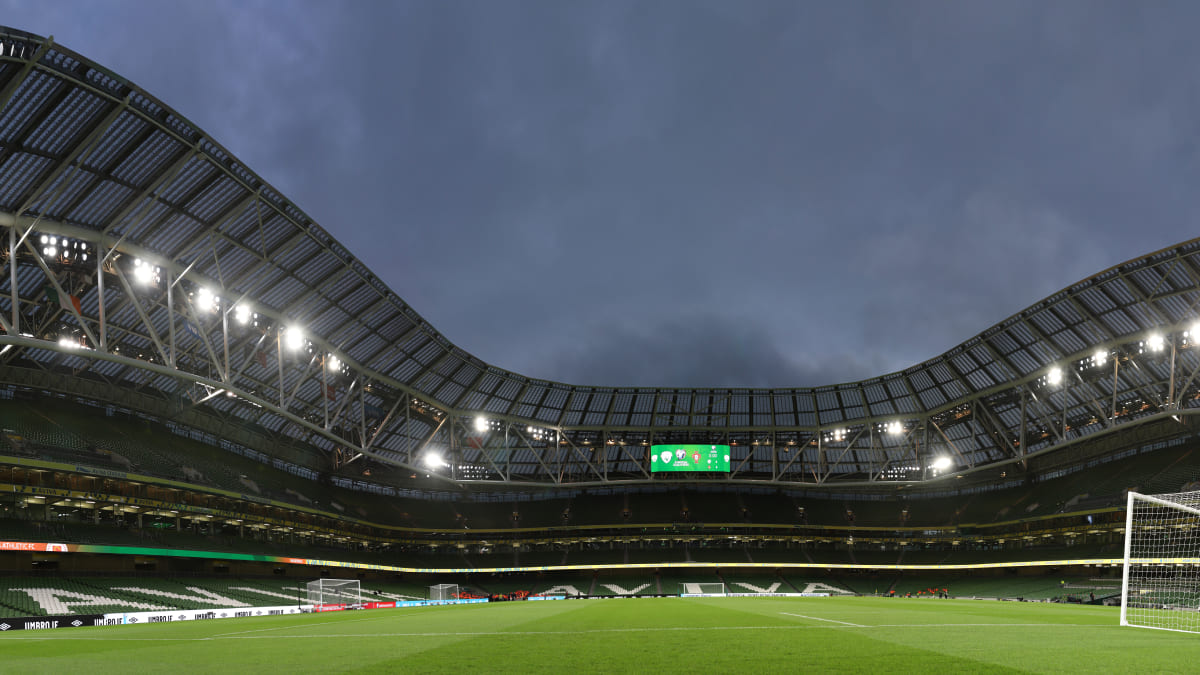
[650, 444, 731, 472]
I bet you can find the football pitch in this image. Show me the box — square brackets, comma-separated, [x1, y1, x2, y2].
[2, 596, 1198, 673]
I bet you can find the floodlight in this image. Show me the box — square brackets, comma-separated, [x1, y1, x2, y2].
[57, 336, 77, 350]
[474, 416, 488, 432]
[1093, 349, 1107, 367]
[132, 259, 156, 285]
[1047, 367, 1063, 386]
[886, 421, 903, 434]
[196, 287, 217, 312]
[1147, 334, 1165, 352]
[932, 456, 953, 471]
[424, 452, 445, 468]
[234, 303, 252, 325]
[45, 246, 56, 257]
[283, 326, 304, 351]
[327, 354, 341, 372]
[39, 235, 47, 244]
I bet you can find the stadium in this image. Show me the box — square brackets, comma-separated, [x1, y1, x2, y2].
[1, 23, 1200, 672]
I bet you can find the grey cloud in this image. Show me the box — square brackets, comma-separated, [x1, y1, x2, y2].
[1, 2, 1194, 389]
[540, 312, 886, 388]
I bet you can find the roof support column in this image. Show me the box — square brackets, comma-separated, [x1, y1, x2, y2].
[8, 225, 18, 335]
[96, 238, 106, 351]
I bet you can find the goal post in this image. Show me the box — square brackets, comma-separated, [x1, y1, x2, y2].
[306, 578, 363, 607]
[678, 582, 726, 597]
[1121, 490, 1200, 633]
[429, 583, 459, 601]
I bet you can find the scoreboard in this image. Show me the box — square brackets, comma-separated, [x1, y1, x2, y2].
[650, 444, 731, 472]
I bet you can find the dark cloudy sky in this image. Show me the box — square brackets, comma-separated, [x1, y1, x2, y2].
[1, 1, 1192, 388]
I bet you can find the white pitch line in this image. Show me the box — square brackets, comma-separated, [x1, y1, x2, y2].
[779, 612, 865, 627]
[869, 623, 1099, 628]
[0, 621, 1108, 642]
[0, 625, 818, 641]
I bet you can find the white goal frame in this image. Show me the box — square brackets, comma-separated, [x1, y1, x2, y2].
[429, 583, 459, 601]
[306, 578, 363, 607]
[1121, 490, 1200, 633]
[679, 582, 726, 597]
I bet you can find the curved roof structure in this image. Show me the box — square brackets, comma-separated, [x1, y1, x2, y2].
[0, 26, 1198, 488]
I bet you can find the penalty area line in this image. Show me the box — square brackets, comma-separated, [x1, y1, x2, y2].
[779, 612, 865, 627]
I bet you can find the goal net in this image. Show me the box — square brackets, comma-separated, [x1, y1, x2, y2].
[1121, 490, 1200, 633]
[306, 578, 363, 607]
[429, 583, 459, 601]
[679, 582, 726, 597]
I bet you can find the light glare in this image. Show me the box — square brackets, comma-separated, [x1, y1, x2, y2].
[196, 287, 217, 312]
[1047, 367, 1063, 385]
[1147, 334, 1165, 352]
[284, 326, 304, 351]
[234, 304, 252, 325]
[132, 260, 155, 285]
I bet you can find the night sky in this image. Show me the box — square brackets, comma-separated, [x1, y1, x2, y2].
[1, 2, 1193, 388]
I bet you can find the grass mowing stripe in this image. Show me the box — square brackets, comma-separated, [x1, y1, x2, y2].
[2, 597, 1199, 674]
[212, 614, 386, 636]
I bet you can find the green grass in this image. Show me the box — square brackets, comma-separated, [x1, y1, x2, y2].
[1, 597, 1198, 673]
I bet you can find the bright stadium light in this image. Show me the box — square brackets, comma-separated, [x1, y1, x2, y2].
[1047, 366, 1063, 386]
[327, 354, 341, 372]
[195, 287, 218, 312]
[1092, 349, 1107, 367]
[932, 456, 953, 471]
[424, 452, 446, 469]
[283, 326, 304, 351]
[234, 303, 252, 325]
[474, 416, 489, 432]
[132, 258, 158, 286]
[1146, 333, 1165, 353]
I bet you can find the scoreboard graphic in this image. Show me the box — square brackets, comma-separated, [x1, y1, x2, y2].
[650, 444, 731, 472]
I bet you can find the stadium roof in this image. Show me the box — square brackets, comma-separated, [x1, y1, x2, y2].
[0, 26, 1198, 488]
